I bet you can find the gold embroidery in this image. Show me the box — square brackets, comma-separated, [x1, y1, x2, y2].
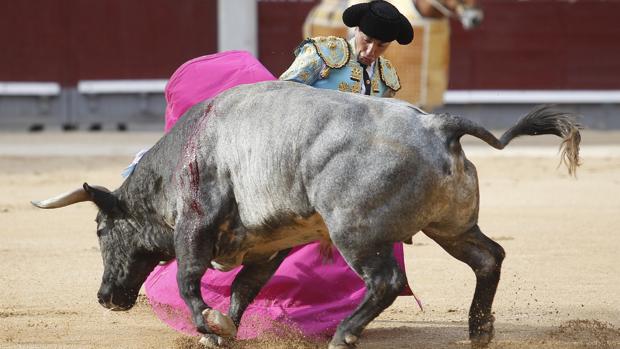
[350, 67, 362, 82]
[338, 82, 351, 92]
[299, 71, 309, 82]
[320, 67, 330, 78]
[351, 81, 361, 93]
[378, 56, 401, 91]
[310, 36, 350, 69]
[370, 64, 381, 95]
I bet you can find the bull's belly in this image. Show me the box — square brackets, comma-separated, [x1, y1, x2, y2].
[210, 213, 330, 271]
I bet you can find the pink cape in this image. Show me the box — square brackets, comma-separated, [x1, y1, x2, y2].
[163, 50, 276, 132]
[145, 50, 414, 339]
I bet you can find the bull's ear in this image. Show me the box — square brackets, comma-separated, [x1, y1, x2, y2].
[83, 183, 120, 214]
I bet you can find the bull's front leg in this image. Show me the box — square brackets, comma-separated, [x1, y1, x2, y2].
[174, 217, 237, 347]
[228, 248, 291, 327]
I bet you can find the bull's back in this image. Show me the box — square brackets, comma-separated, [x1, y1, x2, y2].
[209, 81, 479, 235]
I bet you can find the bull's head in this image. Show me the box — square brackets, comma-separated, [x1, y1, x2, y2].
[32, 183, 165, 311]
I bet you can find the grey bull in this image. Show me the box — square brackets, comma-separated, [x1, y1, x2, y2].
[33, 81, 581, 348]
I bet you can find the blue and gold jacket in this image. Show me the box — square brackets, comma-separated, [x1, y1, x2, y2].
[279, 36, 401, 98]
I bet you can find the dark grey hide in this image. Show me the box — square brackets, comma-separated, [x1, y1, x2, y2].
[33, 81, 581, 349]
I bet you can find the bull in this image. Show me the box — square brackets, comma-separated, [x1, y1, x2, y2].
[32, 81, 581, 348]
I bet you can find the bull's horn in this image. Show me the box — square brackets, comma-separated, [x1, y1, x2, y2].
[31, 183, 110, 209]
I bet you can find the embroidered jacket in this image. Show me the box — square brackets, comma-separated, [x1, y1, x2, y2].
[279, 36, 401, 97]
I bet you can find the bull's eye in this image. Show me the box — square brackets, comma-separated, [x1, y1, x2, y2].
[96, 220, 108, 237]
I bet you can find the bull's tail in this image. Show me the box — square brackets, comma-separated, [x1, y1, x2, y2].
[448, 105, 582, 176]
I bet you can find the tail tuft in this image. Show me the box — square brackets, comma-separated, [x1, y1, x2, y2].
[560, 127, 582, 176]
[445, 105, 583, 176]
[499, 105, 582, 176]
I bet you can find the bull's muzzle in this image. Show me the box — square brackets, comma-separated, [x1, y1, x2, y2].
[97, 286, 137, 311]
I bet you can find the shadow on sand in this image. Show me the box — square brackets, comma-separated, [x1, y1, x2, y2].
[173, 319, 620, 349]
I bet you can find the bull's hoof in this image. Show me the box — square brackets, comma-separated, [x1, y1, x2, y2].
[328, 333, 358, 349]
[202, 309, 237, 338]
[199, 334, 228, 348]
[471, 335, 492, 349]
[470, 318, 494, 348]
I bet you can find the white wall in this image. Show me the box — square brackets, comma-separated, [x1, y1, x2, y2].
[217, 0, 258, 55]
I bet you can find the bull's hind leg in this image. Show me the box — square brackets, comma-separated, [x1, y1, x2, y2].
[426, 224, 505, 347]
[327, 240, 407, 349]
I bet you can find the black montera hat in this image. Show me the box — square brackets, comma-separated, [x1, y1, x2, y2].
[342, 0, 414, 45]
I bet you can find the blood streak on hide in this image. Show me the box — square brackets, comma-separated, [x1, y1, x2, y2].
[188, 161, 204, 216]
[176, 102, 214, 217]
[189, 161, 200, 192]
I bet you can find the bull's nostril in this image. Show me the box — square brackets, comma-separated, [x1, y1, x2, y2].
[98, 291, 113, 308]
[98, 298, 108, 307]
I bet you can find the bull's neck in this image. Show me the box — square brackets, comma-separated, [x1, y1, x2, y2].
[117, 148, 180, 261]
[117, 116, 205, 261]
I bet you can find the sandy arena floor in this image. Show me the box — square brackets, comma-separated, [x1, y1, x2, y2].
[0, 130, 619, 349]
